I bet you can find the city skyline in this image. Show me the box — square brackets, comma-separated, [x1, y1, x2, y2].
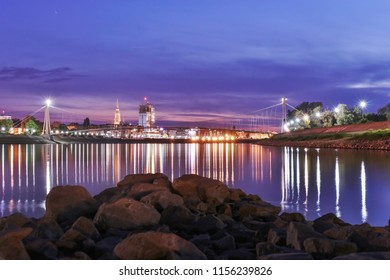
[1, 1, 390, 126]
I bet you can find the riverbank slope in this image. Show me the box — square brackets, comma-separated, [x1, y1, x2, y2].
[1, 173, 389, 260]
[258, 121, 390, 150]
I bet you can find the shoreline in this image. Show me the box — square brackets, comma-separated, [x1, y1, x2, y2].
[1, 173, 389, 260]
[0, 134, 260, 145]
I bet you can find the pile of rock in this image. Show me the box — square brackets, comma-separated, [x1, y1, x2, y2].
[1, 173, 390, 260]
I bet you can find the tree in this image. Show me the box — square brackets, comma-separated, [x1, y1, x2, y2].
[334, 104, 358, 125]
[320, 110, 336, 127]
[287, 102, 323, 129]
[25, 119, 40, 135]
[0, 119, 13, 133]
[378, 103, 390, 120]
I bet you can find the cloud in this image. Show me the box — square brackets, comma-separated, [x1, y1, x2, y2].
[0, 66, 82, 83]
[345, 80, 390, 89]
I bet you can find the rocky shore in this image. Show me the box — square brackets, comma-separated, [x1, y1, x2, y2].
[1, 173, 390, 260]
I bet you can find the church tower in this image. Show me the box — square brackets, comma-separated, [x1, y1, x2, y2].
[114, 99, 121, 127]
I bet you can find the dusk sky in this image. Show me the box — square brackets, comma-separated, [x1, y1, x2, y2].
[1, 0, 390, 127]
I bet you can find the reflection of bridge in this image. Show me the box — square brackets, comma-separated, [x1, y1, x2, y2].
[11, 97, 301, 139]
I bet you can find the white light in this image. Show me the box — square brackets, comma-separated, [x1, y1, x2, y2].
[334, 107, 340, 113]
[359, 100, 367, 109]
[315, 112, 321, 118]
[303, 115, 310, 121]
[45, 99, 52, 106]
[295, 118, 300, 123]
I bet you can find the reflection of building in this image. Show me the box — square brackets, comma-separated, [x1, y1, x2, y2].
[114, 99, 121, 127]
[138, 98, 155, 128]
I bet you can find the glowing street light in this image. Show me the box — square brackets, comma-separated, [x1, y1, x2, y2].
[303, 114, 310, 121]
[334, 107, 340, 113]
[45, 99, 52, 107]
[315, 112, 321, 118]
[359, 100, 367, 109]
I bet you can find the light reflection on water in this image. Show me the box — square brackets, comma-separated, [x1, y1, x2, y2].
[0, 143, 389, 226]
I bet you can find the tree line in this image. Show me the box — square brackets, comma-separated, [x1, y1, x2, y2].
[286, 102, 390, 130]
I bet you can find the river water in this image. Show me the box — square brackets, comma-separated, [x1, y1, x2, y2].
[0, 143, 389, 226]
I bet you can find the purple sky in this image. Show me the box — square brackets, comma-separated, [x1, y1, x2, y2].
[1, 1, 390, 127]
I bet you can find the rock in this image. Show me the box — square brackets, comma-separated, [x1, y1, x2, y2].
[152, 177, 172, 189]
[0, 226, 32, 239]
[59, 228, 87, 243]
[172, 174, 230, 208]
[160, 206, 198, 231]
[140, 190, 184, 211]
[194, 215, 225, 233]
[229, 189, 247, 202]
[323, 225, 354, 240]
[128, 183, 170, 200]
[217, 248, 256, 260]
[0, 227, 32, 259]
[286, 222, 324, 251]
[190, 234, 212, 251]
[256, 242, 296, 257]
[56, 239, 79, 253]
[303, 237, 358, 259]
[117, 173, 169, 187]
[114, 231, 207, 260]
[259, 252, 314, 260]
[95, 236, 123, 259]
[237, 201, 281, 219]
[212, 232, 236, 251]
[313, 213, 349, 233]
[71, 217, 100, 241]
[94, 187, 125, 204]
[94, 198, 161, 231]
[45, 185, 98, 226]
[30, 218, 64, 241]
[25, 239, 58, 260]
[350, 223, 390, 251]
[2, 213, 32, 229]
[72, 251, 91, 260]
[216, 204, 233, 217]
[280, 212, 306, 223]
[334, 252, 390, 260]
[268, 228, 287, 246]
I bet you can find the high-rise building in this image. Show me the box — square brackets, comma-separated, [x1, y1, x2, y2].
[138, 97, 155, 128]
[114, 99, 121, 126]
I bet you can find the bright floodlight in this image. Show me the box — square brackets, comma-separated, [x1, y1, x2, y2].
[45, 99, 52, 106]
[315, 112, 321, 118]
[359, 100, 367, 109]
[334, 107, 340, 113]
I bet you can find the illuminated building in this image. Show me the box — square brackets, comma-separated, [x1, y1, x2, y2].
[114, 99, 121, 127]
[138, 97, 155, 128]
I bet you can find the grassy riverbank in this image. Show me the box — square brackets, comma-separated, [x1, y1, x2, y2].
[259, 122, 390, 150]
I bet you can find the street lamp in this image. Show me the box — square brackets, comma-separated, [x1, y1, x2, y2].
[359, 100, 367, 119]
[46, 99, 52, 107]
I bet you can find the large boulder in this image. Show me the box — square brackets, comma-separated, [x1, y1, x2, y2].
[117, 173, 169, 188]
[93, 198, 160, 231]
[172, 174, 230, 208]
[237, 201, 281, 219]
[45, 185, 98, 225]
[286, 222, 324, 251]
[0, 227, 32, 259]
[71, 217, 101, 241]
[114, 231, 207, 260]
[140, 190, 184, 211]
[128, 183, 170, 200]
[303, 237, 358, 259]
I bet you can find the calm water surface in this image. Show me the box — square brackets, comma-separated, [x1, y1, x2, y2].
[1, 143, 389, 226]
